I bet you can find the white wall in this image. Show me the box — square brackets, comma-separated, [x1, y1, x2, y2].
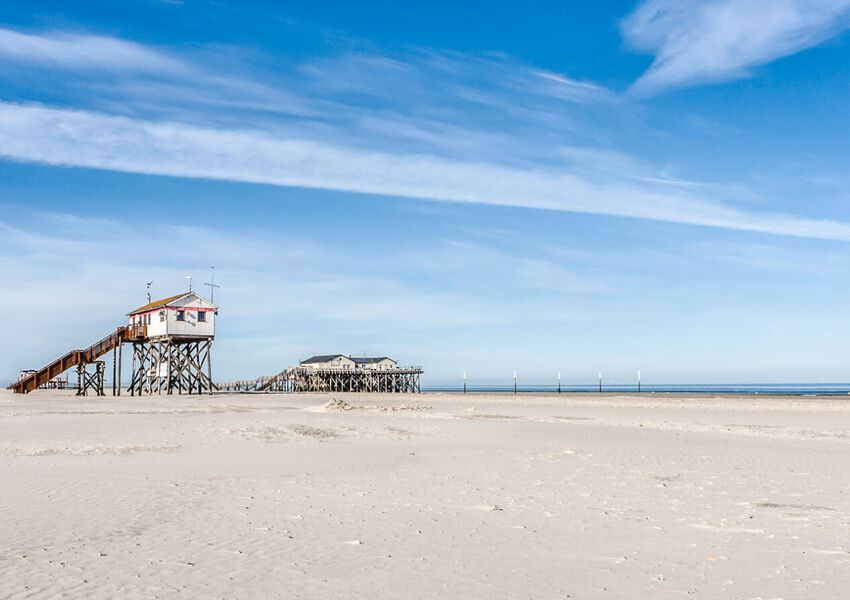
[356, 358, 398, 370]
[166, 295, 216, 337]
[302, 356, 356, 369]
[128, 293, 216, 339]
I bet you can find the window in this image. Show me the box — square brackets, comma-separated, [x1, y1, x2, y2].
[198, 311, 206, 322]
[176, 310, 185, 322]
[159, 310, 166, 322]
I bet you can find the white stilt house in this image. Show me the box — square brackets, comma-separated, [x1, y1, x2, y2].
[128, 292, 217, 339]
[127, 291, 218, 395]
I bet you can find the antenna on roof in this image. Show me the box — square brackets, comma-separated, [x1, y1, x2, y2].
[146, 281, 153, 304]
[186, 276, 193, 292]
[204, 266, 220, 303]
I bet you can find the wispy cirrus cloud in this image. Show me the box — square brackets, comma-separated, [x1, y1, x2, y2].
[0, 26, 188, 73]
[622, 0, 850, 94]
[0, 26, 613, 160]
[2, 101, 850, 241]
[1, 26, 849, 241]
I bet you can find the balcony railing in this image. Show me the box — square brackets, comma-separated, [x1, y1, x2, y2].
[126, 324, 147, 339]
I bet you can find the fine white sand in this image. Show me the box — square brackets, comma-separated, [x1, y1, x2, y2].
[2, 390, 850, 599]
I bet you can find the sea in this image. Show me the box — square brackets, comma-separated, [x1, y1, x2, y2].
[422, 383, 850, 396]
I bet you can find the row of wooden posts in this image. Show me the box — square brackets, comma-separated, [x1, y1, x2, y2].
[219, 367, 424, 394]
[463, 370, 643, 393]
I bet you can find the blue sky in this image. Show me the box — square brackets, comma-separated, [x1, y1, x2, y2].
[3, 1, 850, 385]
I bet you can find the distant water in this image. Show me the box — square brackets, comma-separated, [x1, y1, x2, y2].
[422, 383, 850, 396]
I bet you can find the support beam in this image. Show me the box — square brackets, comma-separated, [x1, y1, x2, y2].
[76, 361, 105, 396]
[130, 337, 215, 396]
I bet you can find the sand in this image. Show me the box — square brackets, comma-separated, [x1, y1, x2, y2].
[2, 390, 850, 599]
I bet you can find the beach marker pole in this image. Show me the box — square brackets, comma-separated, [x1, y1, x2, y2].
[637, 370, 641, 393]
[514, 371, 517, 394]
[598, 371, 602, 393]
[558, 371, 561, 394]
[463, 371, 467, 394]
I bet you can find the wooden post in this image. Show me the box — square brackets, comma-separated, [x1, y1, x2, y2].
[96, 361, 105, 396]
[598, 371, 602, 393]
[112, 346, 117, 396]
[130, 344, 136, 396]
[558, 371, 561, 394]
[117, 341, 122, 396]
[206, 339, 213, 395]
[167, 341, 173, 395]
[76, 363, 84, 396]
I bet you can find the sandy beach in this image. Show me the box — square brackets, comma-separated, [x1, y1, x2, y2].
[2, 390, 850, 599]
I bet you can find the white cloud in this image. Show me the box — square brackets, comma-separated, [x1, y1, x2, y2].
[623, 0, 850, 93]
[0, 26, 187, 73]
[0, 27, 611, 162]
[1, 101, 850, 241]
[2, 27, 850, 242]
[533, 70, 612, 102]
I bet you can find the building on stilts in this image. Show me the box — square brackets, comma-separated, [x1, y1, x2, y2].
[126, 291, 217, 395]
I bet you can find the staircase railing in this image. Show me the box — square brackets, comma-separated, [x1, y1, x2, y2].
[8, 326, 130, 394]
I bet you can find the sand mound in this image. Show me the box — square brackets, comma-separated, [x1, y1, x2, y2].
[315, 398, 431, 413]
[324, 398, 354, 411]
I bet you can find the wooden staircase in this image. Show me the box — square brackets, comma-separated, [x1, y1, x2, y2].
[8, 325, 145, 394]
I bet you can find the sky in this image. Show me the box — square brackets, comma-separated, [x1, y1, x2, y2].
[3, 1, 850, 386]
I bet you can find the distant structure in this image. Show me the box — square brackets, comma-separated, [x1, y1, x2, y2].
[291, 354, 419, 392]
[9, 289, 218, 396]
[17, 370, 68, 390]
[300, 354, 399, 370]
[220, 354, 422, 393]
[127, 291, 217, 395]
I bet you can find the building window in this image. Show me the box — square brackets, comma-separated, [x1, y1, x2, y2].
[198, 311, 206, 322]
[176, 310, 185, 322]
[159, 310, 166, 322]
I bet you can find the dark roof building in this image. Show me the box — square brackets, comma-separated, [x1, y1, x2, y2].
[299, 354, 399, 369]
[301, 354, 348, 365]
